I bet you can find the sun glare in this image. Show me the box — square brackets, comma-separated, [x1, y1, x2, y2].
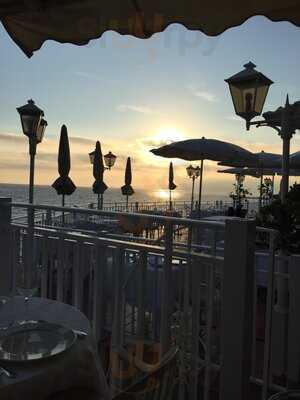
[154, 189, 180, 200]
[155, 127, 185, 145]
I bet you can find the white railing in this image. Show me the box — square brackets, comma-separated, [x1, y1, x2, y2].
[1, 198, 299, 400]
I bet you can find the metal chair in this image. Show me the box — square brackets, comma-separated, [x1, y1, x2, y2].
[112, 347, 178, 400]
[268, 391, 300, 400]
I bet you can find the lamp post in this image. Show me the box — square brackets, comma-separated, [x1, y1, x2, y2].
[17, 100, 47, 205]
[197, 160, 204, 214]
[226, 63, 294, 389]
[263, 177, 273, 205]
[89, 147, 117, 209]
[89, 150, 117, 170]
[235, 173, 245, 209]
[187, 165, 200, 214]
[17, 99, 47, 289]
[225, 62, 299, 204]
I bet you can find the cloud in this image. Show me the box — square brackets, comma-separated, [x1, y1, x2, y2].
[69, 136, 95, 146]
[139, 138, 170, 148]
[74, 71, 102, 81]
[0, 133, 26, 144]
[192, 90, 218, 102]
[226, 115, 241, 122]
[117, 104, 159, 115]
[187, 85, 218, 102]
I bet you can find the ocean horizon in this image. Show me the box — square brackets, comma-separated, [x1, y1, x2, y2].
[0, 182, 230, 208]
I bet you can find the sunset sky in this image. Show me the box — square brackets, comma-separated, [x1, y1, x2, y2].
[0, 16, 300, 199]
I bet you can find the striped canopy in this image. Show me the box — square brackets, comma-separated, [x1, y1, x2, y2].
[1, 1, 300, 57]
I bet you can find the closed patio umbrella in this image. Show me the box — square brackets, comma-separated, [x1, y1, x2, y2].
[1, 1, 300, 57]
[151, 137, 255, 212]
[52, 125, 76, 223]
[121, 157, 134, 211]
[168, 162, 177, 210]
[92, 141, 108, 210]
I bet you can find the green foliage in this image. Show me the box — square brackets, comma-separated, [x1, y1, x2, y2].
[256, 183, 300, 253]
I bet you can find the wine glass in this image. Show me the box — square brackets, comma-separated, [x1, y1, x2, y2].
[16, 263, 41, 323]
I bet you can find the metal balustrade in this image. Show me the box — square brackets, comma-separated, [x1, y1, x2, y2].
[1, 198, 299, 400]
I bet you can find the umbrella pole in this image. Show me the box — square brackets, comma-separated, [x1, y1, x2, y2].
[97, 193, 100, 210]
[272, 174, 275, 198]
[126, 195, 129, 212]
[259, 172, 263, 210]
[169, 190, 172, 211]
[198, 160, 204, 215]
[62, 195, 65, 225]
[191, 176, 195, 215]
[101, 194, 103, 210]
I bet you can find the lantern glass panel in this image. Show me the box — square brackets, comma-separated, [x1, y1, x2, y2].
[104, 152, 116, 168]
[254, 85, 270, 115]
[20, 114, 41, 138]
[89, 152, 95, 165]
[186, 165, 194, 178]
[36, 119, 47, 143]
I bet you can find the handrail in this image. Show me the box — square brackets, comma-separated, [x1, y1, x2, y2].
[11, 202, 226, 228]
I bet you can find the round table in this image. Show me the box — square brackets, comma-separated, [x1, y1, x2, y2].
[0, 297, 110, 400]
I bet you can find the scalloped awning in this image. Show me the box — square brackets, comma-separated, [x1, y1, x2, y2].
[1, 0, 300, 57]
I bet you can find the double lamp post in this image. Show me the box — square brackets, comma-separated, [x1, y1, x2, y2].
[89, 148, 117, 209]
[186, 164, 201, 213]
[225, 61, 299, 203]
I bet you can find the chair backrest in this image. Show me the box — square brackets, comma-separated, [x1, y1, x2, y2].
[112, 347, 178, 400]
[268, 391, 300, 400]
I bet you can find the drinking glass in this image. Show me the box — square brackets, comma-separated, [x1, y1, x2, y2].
[16, 263, 40, 322]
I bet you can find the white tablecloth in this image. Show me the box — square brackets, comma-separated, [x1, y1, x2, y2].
[0, 297, 111, 400]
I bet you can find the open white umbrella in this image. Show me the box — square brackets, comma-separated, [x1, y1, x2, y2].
[218, 167, 260, 178]
[1, 1, 300, 57]
[219, 151, 283, 208]
[151, 137, 255, 211]
[290, 151, 300, 169]
[218, 151, 282, 169]
[151, 137, 255, 163]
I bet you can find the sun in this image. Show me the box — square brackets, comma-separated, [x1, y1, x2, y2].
[154, 189, 180, 200]
[155, 127, 185, 145]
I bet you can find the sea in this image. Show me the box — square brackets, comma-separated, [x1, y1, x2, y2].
[0, 183, 230, 217]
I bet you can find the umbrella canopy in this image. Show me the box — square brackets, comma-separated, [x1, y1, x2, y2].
[121, 157, 134, 196]
[1, 1, 300, 57]
[218, 151, 282, 169]
[151, 137, 255, 164]
[52, 125, 76, 196]
[218, 167, 260, 178]
[92, 141, 108, 195]
[290, 151, 300, 169]
[168, 162, 177, 191]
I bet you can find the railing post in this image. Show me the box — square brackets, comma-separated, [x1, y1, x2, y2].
[220, 219, 256, 400]
[287, 254, 300, 385]
[0, 198, 12, 296]
[160, 222, 173, 357]
[136, 251, 147, 359]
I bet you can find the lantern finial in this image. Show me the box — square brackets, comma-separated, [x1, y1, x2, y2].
[243, 61, 256, 70]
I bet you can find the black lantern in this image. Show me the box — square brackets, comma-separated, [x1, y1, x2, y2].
[235, 174, 245, 184]
[195, 166, 201, 178]
[186, 165, 195, 178]
[36, 119, 47, 143]
[225, 62, 273, 130]
[104, 151, 117, 170]
[17, 99, 45, 140]
[89, 150, 95, 165]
